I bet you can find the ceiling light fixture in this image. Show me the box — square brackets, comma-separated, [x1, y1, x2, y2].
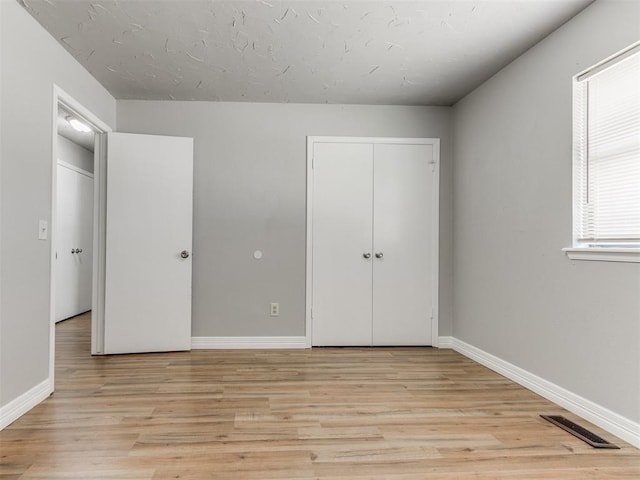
[66, 116, 92, 133]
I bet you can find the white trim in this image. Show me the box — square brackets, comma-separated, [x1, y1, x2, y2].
[0, 379, 52, 431]
[436, 336, 454, 349]
[563, 248, 640, 263]
[305, 138, 314, 348]
[92, 133, 108, 354]
[56, 159, 94, 179]
[430, 140, 440, 346]
[307, 136, 440, 146]
[576, 41, 640, 81]
[444, 337, 640, 449]
[191, 336, 308, 349]
[305, 136, 440, 348]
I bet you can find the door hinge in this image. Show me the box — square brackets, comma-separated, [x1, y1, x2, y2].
[312, 155, 315, 169]
[311, 307, 314, 319]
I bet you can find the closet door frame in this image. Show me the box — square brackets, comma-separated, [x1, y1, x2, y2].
[305, 136, 440, 348]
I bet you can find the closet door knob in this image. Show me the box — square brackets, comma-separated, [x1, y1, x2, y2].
[375, 252, 384, 259]
[180, 250, 190, 259]
[362, 252, 371, 259]
[71, 248, 77, 254]
[77, 248, 83, 253]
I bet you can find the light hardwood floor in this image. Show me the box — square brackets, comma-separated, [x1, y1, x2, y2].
[1, 313, 638, 479]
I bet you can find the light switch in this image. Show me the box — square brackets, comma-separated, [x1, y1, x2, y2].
[38, 220, 48, 240]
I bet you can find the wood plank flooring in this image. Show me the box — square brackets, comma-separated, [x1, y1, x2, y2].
[1, 313, 638, 479]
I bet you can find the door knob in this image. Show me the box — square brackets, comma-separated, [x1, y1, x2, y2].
[77, 248, 83, 253]
[375, 252, 384, 259]
[180, 250, 190, 259]
[362, 252, 371, 259]
[71, 248, 77, 254]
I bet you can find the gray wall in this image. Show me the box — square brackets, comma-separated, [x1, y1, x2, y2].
[0, 0, 115, 406]
[452, 0, 640, 422]
[57, 135, 94, 174]
[117, 101, 453, 338]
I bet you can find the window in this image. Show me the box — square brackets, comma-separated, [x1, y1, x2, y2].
[565, 43, 640, 263]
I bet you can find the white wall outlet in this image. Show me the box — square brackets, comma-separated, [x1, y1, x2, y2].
[270, 302, 280, 317]
[38, 220, 48, 240]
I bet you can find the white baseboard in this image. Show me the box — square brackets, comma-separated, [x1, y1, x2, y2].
[438, 336, 639, 448]
[436, 335, 454, 348]
[0, 378, 52, 430]
[192, 336, 308, 349]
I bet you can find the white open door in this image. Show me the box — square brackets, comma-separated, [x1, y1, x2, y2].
[103, 133, 193, 354]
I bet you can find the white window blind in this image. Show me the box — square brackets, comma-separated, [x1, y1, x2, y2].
[573, 47, 640, 245]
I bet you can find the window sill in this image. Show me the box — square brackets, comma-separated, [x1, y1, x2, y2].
[563, 247, 640, 263]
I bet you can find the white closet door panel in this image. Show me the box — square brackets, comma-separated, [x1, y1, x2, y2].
[312, 143, 373, 346]
[372, 144, 434, 345]
[55, 165, 80, 321]
[104, 133, 193, 354]
[76, 172, 94, 313]
[55, 165, 93, 322]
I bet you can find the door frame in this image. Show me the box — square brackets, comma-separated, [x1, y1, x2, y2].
[305, 136, 440, 348]
[50, 86, 112, 388]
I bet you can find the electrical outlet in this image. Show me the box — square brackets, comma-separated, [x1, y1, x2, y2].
[270, 302, 280, 317]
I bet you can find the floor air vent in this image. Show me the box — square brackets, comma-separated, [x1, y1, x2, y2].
[541, 415, 619, 449]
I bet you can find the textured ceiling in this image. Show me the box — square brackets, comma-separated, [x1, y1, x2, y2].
[22, 0, 592, 105]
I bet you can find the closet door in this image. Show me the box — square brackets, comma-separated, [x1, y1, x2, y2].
[55, 164, 94, 321]
[372, 144, 434, 345]
[312, 142, 373, 346]
[75, 171, 94, 313]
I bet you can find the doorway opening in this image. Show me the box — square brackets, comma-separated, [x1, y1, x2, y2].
[55, 103, 95, 324]
[50, 86, 111, 390]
